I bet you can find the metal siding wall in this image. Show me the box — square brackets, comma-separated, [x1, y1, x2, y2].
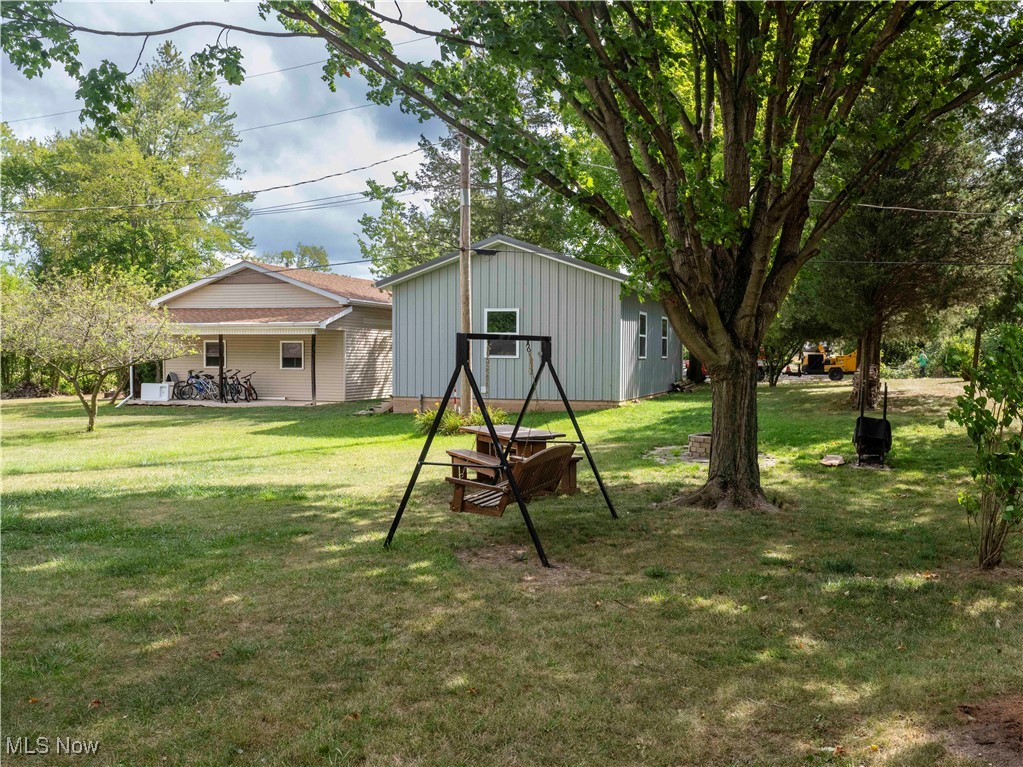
[619, 295, 685, 398]
[391, 263, 459, 399]
[468, 246, 618, 402]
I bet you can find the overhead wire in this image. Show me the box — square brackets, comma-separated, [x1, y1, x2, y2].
[5, 36, 432, 124]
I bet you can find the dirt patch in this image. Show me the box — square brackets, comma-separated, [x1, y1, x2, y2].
[456, 543, 594, 587]
[645, 446, 777, 467]
[948, 695, 1023, 767]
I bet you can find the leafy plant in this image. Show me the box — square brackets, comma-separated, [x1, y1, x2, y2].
[948, 324, 1023, 569]
[412, 405, 510, 436]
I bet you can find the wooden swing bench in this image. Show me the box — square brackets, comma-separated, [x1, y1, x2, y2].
[445, 443, 576, 516]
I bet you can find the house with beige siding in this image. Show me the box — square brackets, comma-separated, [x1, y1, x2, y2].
[153, 260, 392, 403]
[376, 235, 685, 412]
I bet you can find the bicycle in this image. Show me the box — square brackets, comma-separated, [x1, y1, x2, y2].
[238, 371, 258, 401]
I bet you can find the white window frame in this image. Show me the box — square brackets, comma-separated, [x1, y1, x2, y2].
[280, 340, 305, 371]
[638, 311, 648, 360]
[484, 308, 519, 359]
[661, 317, 669, 359]
[204, 340, 225, 368]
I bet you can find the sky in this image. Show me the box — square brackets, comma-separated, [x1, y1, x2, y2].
[2, 1, 450, 279]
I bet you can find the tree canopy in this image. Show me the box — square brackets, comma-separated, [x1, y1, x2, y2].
[259, 243, 331, 272]
[0, 264, 195, 430]
[358, 128, 603, 278]
[1, 42, 251, 289]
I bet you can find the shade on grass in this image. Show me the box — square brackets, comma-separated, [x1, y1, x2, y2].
[1, 378, 1020, 766]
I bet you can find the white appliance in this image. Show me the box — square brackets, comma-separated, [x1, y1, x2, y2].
[140, 382, 172, 402]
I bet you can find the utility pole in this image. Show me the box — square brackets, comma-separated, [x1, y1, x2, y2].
[458, 130, 472, 416]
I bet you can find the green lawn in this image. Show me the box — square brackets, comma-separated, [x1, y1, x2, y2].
[2, 380, 1020, 766]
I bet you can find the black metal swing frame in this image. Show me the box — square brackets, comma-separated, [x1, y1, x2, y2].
[384, 332, 618, 567]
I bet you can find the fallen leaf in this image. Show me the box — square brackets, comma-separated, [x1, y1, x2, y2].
[344, 712, 360, 721]
[27, 697, 39, 704]
[468, 687, 478, 695]
[89, 699, 102, 709]
[207, 650, 222, 660]
[833, 745, 846, 756]
[871, 744, 880, 751]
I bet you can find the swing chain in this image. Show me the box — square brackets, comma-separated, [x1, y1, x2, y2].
[526, 340, 535, 380]
[484, 342, 491, 395]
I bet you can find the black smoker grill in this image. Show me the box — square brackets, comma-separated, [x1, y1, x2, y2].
[854, 383, 893, 466]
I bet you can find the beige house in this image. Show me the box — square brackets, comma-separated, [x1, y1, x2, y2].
[153, 260, 392, 403]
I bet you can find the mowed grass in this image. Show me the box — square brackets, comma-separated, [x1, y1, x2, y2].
[1, 379, 1020, 766]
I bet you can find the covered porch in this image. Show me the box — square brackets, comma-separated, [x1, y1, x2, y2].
[160, 310, 348, 404]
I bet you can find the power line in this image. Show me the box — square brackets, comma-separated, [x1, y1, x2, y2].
[4, 145, 432, 215]
[4, 36, 432, 125]
[808, 198, 1012, 217]
[237, 103, 374, 133]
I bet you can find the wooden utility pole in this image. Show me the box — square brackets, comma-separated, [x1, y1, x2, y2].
[458, 131, 472, 415]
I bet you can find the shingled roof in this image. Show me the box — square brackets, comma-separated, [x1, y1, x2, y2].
[245, 261, 391, 305]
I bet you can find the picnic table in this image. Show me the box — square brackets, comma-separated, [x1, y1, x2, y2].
[448, 424, 581, 494]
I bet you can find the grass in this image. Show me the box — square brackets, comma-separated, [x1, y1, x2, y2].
[1, 378, 1020, 766]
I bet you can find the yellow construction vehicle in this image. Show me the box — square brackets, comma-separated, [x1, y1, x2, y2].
[788, 345, 858, 380]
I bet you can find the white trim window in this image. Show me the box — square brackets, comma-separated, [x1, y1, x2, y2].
[638, 312, 648, 359]
[485, 308, 519, 358]
[661, 317, 669, 358]
[280, 340, 305, 370]
[204, 340, 225, 368]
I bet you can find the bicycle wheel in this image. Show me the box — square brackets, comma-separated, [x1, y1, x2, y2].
[226, 382, 239, 403]
[179, 383, 197, 400]
[248, 383, 258, 401]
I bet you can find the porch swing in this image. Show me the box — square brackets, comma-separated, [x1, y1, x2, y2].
[384, 333, 617, 567]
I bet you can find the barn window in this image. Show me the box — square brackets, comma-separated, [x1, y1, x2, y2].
[485, 308, 519, 358]
[639, 312, 648, 359]
[661, 317, 669, 358]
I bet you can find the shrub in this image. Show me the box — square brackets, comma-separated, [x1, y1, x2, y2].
[948, 324, 1023, 569]
[412, 404, 510, 436]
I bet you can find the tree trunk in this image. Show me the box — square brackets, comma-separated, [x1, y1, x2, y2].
[675, 353, 772, 511]
[971, 320, 983, 374]
[686, 354, 706, 384]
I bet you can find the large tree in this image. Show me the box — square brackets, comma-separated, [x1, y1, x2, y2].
[5, 2, 1023, 508]
[1, 42, 251, 289]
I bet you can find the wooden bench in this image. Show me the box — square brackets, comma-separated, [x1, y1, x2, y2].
[446, 448, 503, 482]
[559, 455, 583, 495]
[446, 444, 576, 516]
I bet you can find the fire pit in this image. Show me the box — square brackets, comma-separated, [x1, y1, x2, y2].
[687, 432, 712, 459]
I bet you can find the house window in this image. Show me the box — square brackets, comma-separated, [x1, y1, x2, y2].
[204, 340, 225, 368]
[661, 317, 669, 358]
[485, 308, 519, 358]
[280, 341, 304, 370]
[638, 312, 648, 359]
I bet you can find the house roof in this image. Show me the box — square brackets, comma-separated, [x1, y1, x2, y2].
[165, 307, 349, 325]
[246, 261, 391, 304]
[374, 234, 627, 288]
[152, 260, 391, 308]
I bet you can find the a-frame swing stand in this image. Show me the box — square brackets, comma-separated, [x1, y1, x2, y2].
[384, 333, 617, 567]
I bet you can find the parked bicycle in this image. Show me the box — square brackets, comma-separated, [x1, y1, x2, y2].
[178, 369, 219, 401]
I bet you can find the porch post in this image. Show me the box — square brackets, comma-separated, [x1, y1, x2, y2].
[218, 333, 225, 402]
[310, 333, 317, 405]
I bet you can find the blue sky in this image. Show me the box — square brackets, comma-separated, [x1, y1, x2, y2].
[2, 1, 450, 279]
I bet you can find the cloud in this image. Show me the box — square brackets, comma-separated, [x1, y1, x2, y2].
[2, 1, 449, 278]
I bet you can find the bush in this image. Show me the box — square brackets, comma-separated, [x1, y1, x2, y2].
[948, 324, 1023, 569]
[412, 404, 510, 436]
